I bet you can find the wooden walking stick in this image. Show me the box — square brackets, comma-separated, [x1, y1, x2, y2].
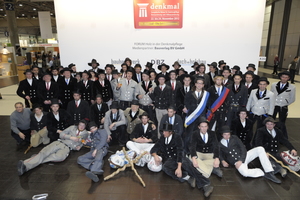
[24, 145, 32, 154]
[104, 147, 147, 187]
[267, 153, 300, 178]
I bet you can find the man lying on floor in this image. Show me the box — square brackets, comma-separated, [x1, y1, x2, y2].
[17, 120, 88, 176]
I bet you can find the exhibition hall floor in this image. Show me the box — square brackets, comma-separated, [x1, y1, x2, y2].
[0, 67, 299, 200]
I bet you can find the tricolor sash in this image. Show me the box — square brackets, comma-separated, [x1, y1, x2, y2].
[206, 87, 230, 121]
[184, 91, 209, 127]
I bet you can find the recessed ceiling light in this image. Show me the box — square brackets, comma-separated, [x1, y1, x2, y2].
[33, 8, 36, 11]
[50, 13, 53, 15]
[22, 14, 25, 16]
[19, 4, 23, 6]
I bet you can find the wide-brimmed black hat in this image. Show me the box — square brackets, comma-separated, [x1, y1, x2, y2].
[172, 61, 181, 67]
[81, 70, 91, 78]
[32, 103, 43, 110]
[88, 59, 100, 67]
[246, 63, 256, 70]
[68, 63, 76, 69]
[131, 100, 139, 106]
[231, 65, 240, 71]
[97, 69, 105, 75]
[145, 62, 153, 69]
[73, 89, 82, 95]
[42, 72, 52, 77]
[50, 98, 60, 106]
[207, 62, 217, 68]
[191, 62, 200, 68]
[60, 67, 73, 74]
[105, 64, 114, 69]
[88, 121, 98, 130]
[158, 63, 170, 71]
[178, 68, 187, 74]
[50, 66, 59, 72]
[278, 71, 291, 78]
[237, 107, 248, 115]
[181, 73, 191, 80]
[232, 72, 243, 79]
[263, 117, 276, 125]
[169, 70, 177, 75]
[142, 69, 150, 76]
[112, 70, 119, 75]
[162, 123, 173, 131]
[110, 101, 119, 109]
[220, 125, 231, 134]
[157, 74, 166, 79]
[139, 112, 149, 119]
[198, 116, 209, 125]
[218, 60, 226, 65]
[244, 71, 255, 78]
[258, 77, 269, 85]
[23, 69, 33, 75]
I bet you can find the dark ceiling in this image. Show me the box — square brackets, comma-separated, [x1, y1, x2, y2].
[0, 0, 56, 35]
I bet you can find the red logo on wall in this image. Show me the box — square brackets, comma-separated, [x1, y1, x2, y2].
[134, 0, 183, 29]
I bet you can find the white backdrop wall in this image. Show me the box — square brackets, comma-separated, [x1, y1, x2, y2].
[54, 0, 265, 73]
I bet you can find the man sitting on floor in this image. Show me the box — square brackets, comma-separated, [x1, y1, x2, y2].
[126, 112, 157, 167]
[150, 123, 214, 197]
[77, 121, 109, 182]
[219, 125, 281, 184]
[18, 120, 88, 176]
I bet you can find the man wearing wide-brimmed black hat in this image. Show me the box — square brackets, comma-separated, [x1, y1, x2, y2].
[207, 62, 218, 86]
[110, 70, 121, 101]
[157, 63, 170, 82]
[88, 59, 101, 74]
[255, 117, 297, 178]
[150, 123, 214, 197]
[47, 99, 71, 142]
[123, 100, 146, 135]
[38, 72, 59, 112]
[190, 62, 200, 76]
[176, 73, 194, 118]
[245, 63, 260, 85]
[219, 125, 281, 184]
[103, 101, 127, 146]
[242, 71, 258, 97]
[194, 63, 211, 90]
[217, 60, 226, 75]
[270, 71, 296, 127]
[17, 69, 39, 108]
[90, 94, 109, 129]
[93, 69, 113, 106]
[246, 77, 275, 129]
[189, 118, 222, 178]
[166, 70, 183, 111]
[58, 67, 77, 109]
[50, 66, 63, 83]
[136, 70, 157, 122]
[145, 62, 154, 71]
[77, 70, 94, 105]
[67, 90, 90, 125]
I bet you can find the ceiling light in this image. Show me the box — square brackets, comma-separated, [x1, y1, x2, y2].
[1, 47, 10, 55]
[22, 14, 25, 16]
[50, 13, 53, 15]
[19, 4, 23, 6]
[33, 8, 36, 11]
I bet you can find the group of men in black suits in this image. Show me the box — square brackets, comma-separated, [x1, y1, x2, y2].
[14, 58, 298, 197]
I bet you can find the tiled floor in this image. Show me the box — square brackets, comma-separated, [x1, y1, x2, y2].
[0, 67, 300, 200]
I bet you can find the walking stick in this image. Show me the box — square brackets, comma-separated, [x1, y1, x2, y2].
[24, 145, 32, 154]
[104, 147, 146, 187]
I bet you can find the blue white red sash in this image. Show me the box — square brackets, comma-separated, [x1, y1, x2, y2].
[184, 91, 209, 127]
[206, 87, 230, 121]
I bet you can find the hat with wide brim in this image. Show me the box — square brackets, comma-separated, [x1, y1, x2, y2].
[263, 117, 276, 125]
[172, 61, 181, 67]
[207, 62, 218, 68]
[237, 107, 248, 115]
[81, 70, 91, 78]
[156, 74, 166, 79]
[191, 62, 200, 68]
[68, 63, 76, 69]
[145, 62, 153, 69]
[88, 59, 100, 66]
[258, 77, 269, 85]
[139, 112, 149, 119]
[131, 100, 139, 106]
[23, 69, 33, 75]
[60, 67, 73, 74]
[231, 65, 240, 71]
[110, 101, 119, 109]
[218, 60, 226, 65]
[112, 70, 119, 75]
[278, 71, 291, 78]
[220, 125, 231, 134]
[158, 63, 170, 71]
[162, 123, 173, 131]
[88, 121, 98, 130]
[246, 63, 256, 70]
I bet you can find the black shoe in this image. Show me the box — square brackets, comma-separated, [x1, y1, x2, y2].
[17, 160, 26, 176]
[212, 167, 223, 178]
[16, 141, 27, 151]
[264, 172, 281, 184]
[86, 171, 99, 182]
[187, 177, 196, 188]
[203, 184, 214, 197]
[279, 168, 287, 178]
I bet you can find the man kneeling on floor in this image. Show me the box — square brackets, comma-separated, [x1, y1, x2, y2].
[150, 123, 214, 197]
[219, 125, 281, 183]
[77, 121, 109, 182]
[18, 120, 88, 176]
